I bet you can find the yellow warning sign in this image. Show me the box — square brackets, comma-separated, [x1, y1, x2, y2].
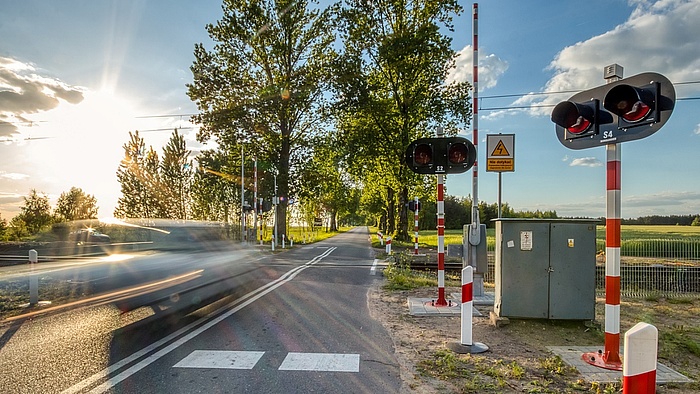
[486, 134, 515, 172]
[491, 140, 510, 156]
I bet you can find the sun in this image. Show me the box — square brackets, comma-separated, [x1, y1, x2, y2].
[15, 88, 144, 217]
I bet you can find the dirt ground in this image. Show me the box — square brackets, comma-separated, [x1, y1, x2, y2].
[367, 281, 700, 393]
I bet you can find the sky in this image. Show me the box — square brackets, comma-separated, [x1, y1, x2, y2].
[0, 0, 699, 221]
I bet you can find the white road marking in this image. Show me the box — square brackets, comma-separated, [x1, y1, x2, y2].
[173, 350, 264, 370]
[62, 247, 336, 394]
[279, 353, 360, 372]
[370, 259, 378, 275]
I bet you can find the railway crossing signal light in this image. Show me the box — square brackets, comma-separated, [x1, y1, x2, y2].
[604, 82, 660, 128]
[552, 72, 675, 150]
[408, 200, 421, 212]
[405, 136, 476, 174]
[551, 99, 612, 140]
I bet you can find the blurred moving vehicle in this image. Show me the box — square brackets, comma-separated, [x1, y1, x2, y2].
[70, 229, 111, 244]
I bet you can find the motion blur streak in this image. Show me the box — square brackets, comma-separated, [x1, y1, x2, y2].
[63, 247, 336, 394]
[3, 270, 203, 323]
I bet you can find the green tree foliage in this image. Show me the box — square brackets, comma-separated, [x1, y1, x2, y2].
[0, 213, 7, 241]
[115, 130, 193, 220]
[296, 135, 355, 231]
[190, 149, 240, 224]
[114, 131, 151, 218]
[333, 0, 471, 240]
[54, 187, 99, 221]
[7, 216, 29, 240]
[188, 0, 337, 239]
[15, 189, 54, 235]
[161, 129, 194, 219]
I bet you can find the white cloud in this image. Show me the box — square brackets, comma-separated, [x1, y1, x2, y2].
[0, 56, 84, 138]
[694, 123, 700, 135]
[570, 157, 603, 167]
[0, 172, 29, 180]
[446, 46, 508, 89]
[515, 0, 700, 117]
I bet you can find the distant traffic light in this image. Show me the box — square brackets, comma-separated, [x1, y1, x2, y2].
[408, 200, 422, 212]
[405, 136, 476, 174]
[552, 72, 675, 150]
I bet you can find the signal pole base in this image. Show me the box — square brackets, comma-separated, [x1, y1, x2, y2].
[448, 342, 489, 354]
[582, 351, 623, 371]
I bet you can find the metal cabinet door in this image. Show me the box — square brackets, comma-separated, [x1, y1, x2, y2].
[497, 221, 550, 318]
[548, 223, 596, 319]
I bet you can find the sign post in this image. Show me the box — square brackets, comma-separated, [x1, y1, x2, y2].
[486, 134, 515, 218]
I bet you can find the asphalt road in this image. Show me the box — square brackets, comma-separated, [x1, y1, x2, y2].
[0, 227, 399, 393]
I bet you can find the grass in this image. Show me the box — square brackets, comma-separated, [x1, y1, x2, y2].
[373, 224, 700, 250]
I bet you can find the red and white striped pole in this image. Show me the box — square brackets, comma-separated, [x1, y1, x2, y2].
[414, 197, 419, 255]
[449, 265, 488, 354]
[623, 323, 658, 394]
[461, 266, 474, 345]
[605, 143, 623, 365]
[386, 236, 392, 255]
[254, 157, 258, 245]
[582, 67, 624, 371]
[436, 127, 447, 306]
[471, 2, 480, 228]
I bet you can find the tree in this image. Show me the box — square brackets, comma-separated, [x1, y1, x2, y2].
[55, 187, 99, 221]
[296, 135, 354, 231]
[114, 131, 150, 218]
[190, 149, 240, 225]
[161, 129, 194, 219]
[114, 131, 167, 219]
[0, 213, 7, 241]
[333, 0, 471, 240]
[16, 189, 54, 234]
[188, 0, 338, 239]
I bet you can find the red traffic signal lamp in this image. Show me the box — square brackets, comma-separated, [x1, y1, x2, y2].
[552, 72, 675, 150]
[551, 99, 613, 140]
[604, 82, 660, 128]
[405, 136, 476, 174]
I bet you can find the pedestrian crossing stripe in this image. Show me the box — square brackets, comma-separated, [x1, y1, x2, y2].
[174, 351, 360, 372]
[173, 350, 265, 369]
[491, 140, 510, 156]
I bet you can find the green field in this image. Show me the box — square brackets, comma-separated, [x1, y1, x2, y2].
[373, 225, 700, 251]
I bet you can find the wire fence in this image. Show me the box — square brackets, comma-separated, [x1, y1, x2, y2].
[483, 238, 700, 299]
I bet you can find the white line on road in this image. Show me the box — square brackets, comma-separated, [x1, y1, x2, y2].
[370, 259, 378, 275]
[62, 247, 336, 394]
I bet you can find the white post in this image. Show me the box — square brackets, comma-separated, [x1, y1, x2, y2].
[385, 236, 392, 255]
[623, 322, 658, 394]
[282, 234, 286, 249]
[461, 266, 474, 346]
[29, 249, 38, 305]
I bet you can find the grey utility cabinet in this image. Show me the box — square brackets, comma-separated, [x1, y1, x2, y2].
[493, 218, 598, 320]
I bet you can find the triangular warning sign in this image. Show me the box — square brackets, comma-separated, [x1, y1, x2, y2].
[491, 140, 510, 156]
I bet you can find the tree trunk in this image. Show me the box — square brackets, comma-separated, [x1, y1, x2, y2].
[387, 187, 395, 235]
[330, 210, 338, 231]
[396, 186, 410, 241]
